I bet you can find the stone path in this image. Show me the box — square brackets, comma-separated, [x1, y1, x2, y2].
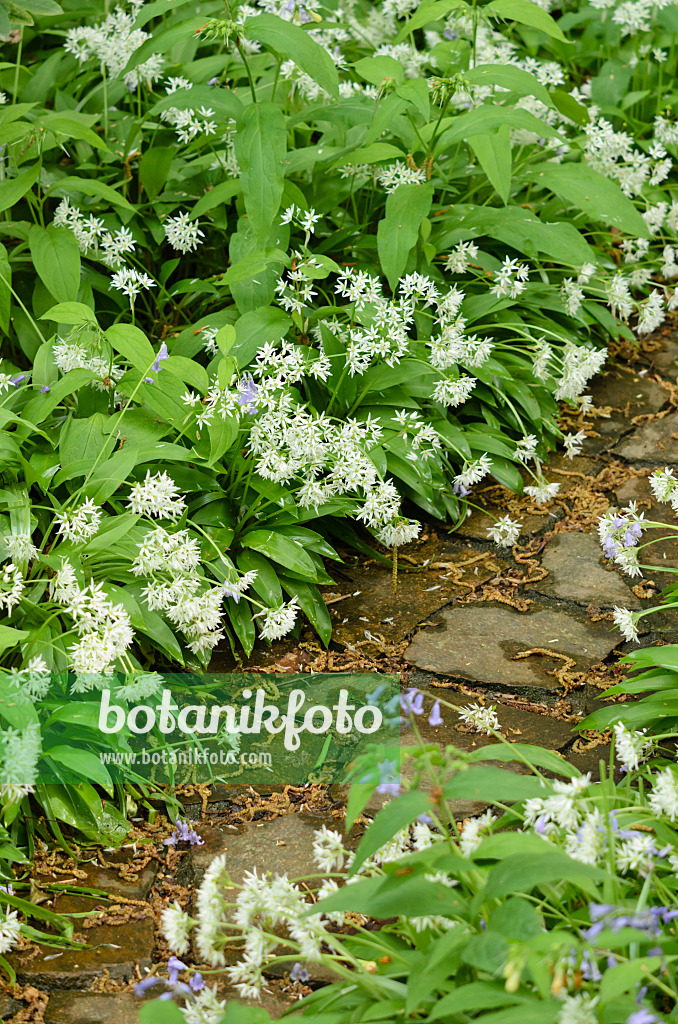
[5, 333, 678, 1021]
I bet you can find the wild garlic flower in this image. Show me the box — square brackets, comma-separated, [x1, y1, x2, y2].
[0, 910, 21, 954]
[524, 476, 560, 505]
[613, 722, 655, 773]
[4, 533, 39, 563]
[312, 826, 348, 873]
[54, 498, 102, 543]
[555, 344, 606, 401]
[132, 527, 201, 576]
[636, 290, 666, 334]
[161, 901, 193, 956]
[258, 598, 299, 641]
[612, 606, 639, 643]
[563, 430, 586, 459]
[459, 811, 496, 857]
[445, 241, 479, 273]
[457, 703, 500, 734]
[648, 768, 678, 822]
[127, 471, 186, 519]
[432, 375, 477, 407]
[487, 515, 522, 547]
[8, 656, 50, 702]
[0, 563, 23, 614]
[117, 672, 165, 701]
[0, 723, 41, 802]
[490, 256, 529, 299]
[110, 267, 156, 303]
[649, 466, 678, 508]
[376, 161, 427, 193]
[163, 211, 205, 254]
[556, 994, 598, 1024]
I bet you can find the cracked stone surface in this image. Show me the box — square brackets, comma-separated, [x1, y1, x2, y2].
[8, 899, 155, 988]
[582, 369, 666, 456]
[613, 411, 678, 464]
[44, 986, 295, 1023]
[530, 532, 643, 608]
[406, 603, 621, 690]
[325, 545, 505, 645]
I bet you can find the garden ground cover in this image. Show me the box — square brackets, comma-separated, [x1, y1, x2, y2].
[3, 327, 678, 1021]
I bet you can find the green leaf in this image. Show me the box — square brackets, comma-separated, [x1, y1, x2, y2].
[486, 0, 568, 41]
[42, 112, 108, 151]
[40, 301, 96, 326]
[441, 204, 594, 264]
[45, 746, 111, 788]
[0, 163, 39, 213]
[377, 182, 434, 292]
[394, 0, 467, 41]
[241, 529, 319, 579]
[235, 102, 287, 247]
[191, 180, 241, 219]
[428, 983, 526, 1021]
[466, 744, 579, 777]
[106, 323, 156, 373]
[84, 447, 140, 503]
[28, 225, 81, 303]
[20, 0, 62, 12]
[522, 162, 650, 237]
[599, 957, 663, 1006]
[469, 125, 512, 203]
[465, 64, 554, 107]
[0, 624, 29, 655]
[233, 306, 292, 367]
[47, 175, 135, 212]
[0, 242, 10, 334]
[354, 55, 404, 87]
[484, 851, 605, 899]
[208, 415, 239, 466]
[349, 792, 432, 875]
[138, 1001, 186, 1024]
[396, 78, 430, 122]
[139, 146, 174, 200]
[279, 576, 331, 646]
[443, 765, 547, 804]
[244, 13, 339, 98]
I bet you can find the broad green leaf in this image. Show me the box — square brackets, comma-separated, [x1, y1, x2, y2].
[469, 125, 512, 203]
[396, 78, 430, 122]
[23, 367, 94, 425]
[484, 850, 605, 899]
[349, 791, 432, 875]
[428, 983, 527, 1021]
[48, 175, 135, 212]
[354, 55, 404, 87]
[522, 162, 650, 237]
[233, 306, 291, 367]
[208, 415, 239, 466]
[59, 413, 113, 471]
[0, 164, 39, 213]
[443, 765, 546, 803]
[139, 146, 174, 200]
[42, 112, 108, 151]
[0, 242, 10, 334]
[45, 746, 111, 788]
[279, 576, 331, 646]
[84, 447, 140, 502]
[486, 0, 568, 41]
[244, 13, 339, 98]
[0, 624, 29, 655]
[241, 530, 319, 579]
[441, 204, 594, 264]
[235, 102, 287, 247]
[191, 180, 241, 219]
[236, 550, 282, 607]
[465, 64, 554, 107]
[394, 0, 467, 41]
[598, 957, 663, 1006]
[28, 225, 81, 303]
[40, 301, 96, 326]
[106, 323, 156, 373]
[377, 182, 434, 291]
[465, 744, 580, 777]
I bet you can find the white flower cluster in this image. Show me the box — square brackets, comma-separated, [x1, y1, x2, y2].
[159, 77, 218, 143]
[54, 499, 102, 543]
[163, 211, 205, 254]
[0, 722, 41, 803]
[50, 561, 134, 679]
[0, 562, 24, 615]
[128, 471, 186, 520]
[63, 2, 164, 89]
[8, 655, 51, 702]
[163, 817, 453, 1003]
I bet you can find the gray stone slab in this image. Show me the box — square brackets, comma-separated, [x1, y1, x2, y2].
[582, 370, 666, 456]
[613, 411, 678, 464]
[532, 531, 642, 609]
[406, 603, 621, 691]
